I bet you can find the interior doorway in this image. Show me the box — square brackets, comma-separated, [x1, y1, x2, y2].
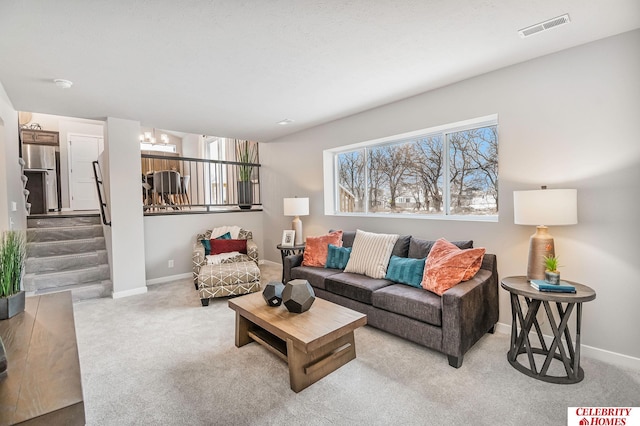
[69, 134, 103, 211]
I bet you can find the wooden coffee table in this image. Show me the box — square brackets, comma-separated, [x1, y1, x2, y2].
[228, 292, 367, 392]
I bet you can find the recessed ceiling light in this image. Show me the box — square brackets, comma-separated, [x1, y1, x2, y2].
[277, 118, 294, 125]
[53, 79, 73, 89]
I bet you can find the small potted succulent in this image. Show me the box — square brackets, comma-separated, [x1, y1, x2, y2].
[543, 255, 561, 285]
[0, 230, 26, 319]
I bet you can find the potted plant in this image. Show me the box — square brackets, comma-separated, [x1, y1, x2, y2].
[0, 230, 26, 319]
[543, 255, 561, 285]
[237, 140, 257, 209]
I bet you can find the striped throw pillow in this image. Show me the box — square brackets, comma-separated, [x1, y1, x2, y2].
[344, 230, 399, 279]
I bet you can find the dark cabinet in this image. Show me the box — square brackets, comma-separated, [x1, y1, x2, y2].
[25, 170, 48, 214]
[20, 129, 60, 145]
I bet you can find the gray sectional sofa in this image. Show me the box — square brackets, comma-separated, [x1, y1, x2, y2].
[283, 231, 499, 368]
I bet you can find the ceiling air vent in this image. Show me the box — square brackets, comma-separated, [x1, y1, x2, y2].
[518, 14, 570, 38]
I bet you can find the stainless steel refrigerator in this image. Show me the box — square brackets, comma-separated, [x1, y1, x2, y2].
[23, 144, 59, 211]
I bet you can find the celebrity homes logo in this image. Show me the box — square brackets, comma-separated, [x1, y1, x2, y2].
[568, 407, 639, 425]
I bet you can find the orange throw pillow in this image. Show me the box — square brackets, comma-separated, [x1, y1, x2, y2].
[302, 230, 343, 267]
[421, 238, 485, 296]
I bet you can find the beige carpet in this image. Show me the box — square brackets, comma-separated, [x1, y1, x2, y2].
[73, 262, 640, 425]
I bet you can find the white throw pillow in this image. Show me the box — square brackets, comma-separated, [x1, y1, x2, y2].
[209, 225, 241, 240]
[344, 230, 399, 279]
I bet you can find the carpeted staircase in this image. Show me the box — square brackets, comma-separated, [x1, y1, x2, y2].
[24, 214, 112, 301]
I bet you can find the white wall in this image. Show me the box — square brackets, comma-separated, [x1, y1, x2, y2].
[0, 82, 26, 232]
[143, 211, 264, 281]
[261, 30, 640, 364]
[104, 117, 147, 298]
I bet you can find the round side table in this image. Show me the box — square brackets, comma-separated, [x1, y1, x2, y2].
[501, 276, 596, 384]
[276, 243, 306, 282]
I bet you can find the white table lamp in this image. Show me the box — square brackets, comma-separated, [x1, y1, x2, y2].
[283, 197, 309, 245]
[513, 187, 577, 281]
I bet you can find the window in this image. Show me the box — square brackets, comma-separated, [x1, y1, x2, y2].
[327, 115, 498, 220]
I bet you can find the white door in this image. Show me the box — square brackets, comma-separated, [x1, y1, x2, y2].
[69, 135, 102, 211]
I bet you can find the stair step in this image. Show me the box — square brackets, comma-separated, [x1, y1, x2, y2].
[25, 250, 108, 274]
[27, 280, 112, 302]
[23, 264, 111, 292]
[27, 215, 101, 228]
[26, 224, 104, 242]
[27, 237, 106, 257]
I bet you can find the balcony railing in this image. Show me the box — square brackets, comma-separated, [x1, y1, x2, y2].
[141, 153, 261, 214]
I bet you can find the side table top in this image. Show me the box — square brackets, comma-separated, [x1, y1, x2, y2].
[277, 243, 306, 250]
[501, 276, 596, 303]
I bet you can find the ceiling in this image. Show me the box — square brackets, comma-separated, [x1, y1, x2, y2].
[1, 1, 638, 142]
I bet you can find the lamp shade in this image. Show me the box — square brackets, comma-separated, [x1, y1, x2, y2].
[283, 197, 309, 216]
[513, 189, 577, 226]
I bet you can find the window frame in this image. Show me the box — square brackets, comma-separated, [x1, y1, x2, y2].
[324, 114, 498, 222]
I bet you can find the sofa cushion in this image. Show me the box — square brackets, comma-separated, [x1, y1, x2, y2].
[372, 284, 442, 327]
[325, 244, 351, 269]
[422, 238, 486, 296]
[391, 235, 411, 257]
[325, 272, 393, 305]
[408, 237, 473, 259]
[344, 230, 399, 279]
[385, 255, 425, 288]
[302, 230, 343, 267]
[291, 266, 342, 290]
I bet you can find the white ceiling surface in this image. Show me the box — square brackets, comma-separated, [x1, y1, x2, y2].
[1, 1, 638, 142]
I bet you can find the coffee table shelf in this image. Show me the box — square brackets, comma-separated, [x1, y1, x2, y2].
[247, 326, 288, 362]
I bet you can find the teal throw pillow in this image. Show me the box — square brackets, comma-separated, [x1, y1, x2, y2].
[385, 255, 426, 288]
[216, 232, 232, 240]
[325, 244, 352, 269]
[200, 239, 211, 256]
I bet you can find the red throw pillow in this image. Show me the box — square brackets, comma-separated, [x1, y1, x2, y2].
[209, 239, 247, 255]
[421, 238, 485, 296]
[302, 230, 343, 267]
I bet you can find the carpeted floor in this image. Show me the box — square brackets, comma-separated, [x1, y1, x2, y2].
[73, 263, 640, 426]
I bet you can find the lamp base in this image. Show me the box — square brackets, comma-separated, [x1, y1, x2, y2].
[527, 226, 555, 281]
[292, 216, 303, 245]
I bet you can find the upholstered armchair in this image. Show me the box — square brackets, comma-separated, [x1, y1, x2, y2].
[192, 226, 258, 289]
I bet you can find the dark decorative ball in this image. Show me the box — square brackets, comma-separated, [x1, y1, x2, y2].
[282, 279, 315, 313]
[262, 281, 285, 307]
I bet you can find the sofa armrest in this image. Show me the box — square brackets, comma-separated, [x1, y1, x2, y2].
[283, 254, 304, 284]
[441, 254, 499, 364]
[247, 239, 259, 264]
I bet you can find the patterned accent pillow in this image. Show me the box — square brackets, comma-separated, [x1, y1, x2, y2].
[210, 239, 248, 255]
[421, 238, 485, 296]
[385, 255, 425, 288]
[344, 230, 399, 279]
[302, 230, 343, 267]
[325, 244, 352, 270]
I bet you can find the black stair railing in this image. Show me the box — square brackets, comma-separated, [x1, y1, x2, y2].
[92, 160, 111, 226]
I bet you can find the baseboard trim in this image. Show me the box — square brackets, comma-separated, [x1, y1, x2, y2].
[112, 286, 148, 299]
[259, 259, 280, 267]
[495, 322, 640, 371]
[146, 272, 192, 286]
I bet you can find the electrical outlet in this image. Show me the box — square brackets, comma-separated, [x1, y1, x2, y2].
[168, 260, 174, 268]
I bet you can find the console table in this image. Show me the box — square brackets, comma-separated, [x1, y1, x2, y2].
[501, 276, 596, 384]
[0, 292, 85, 425]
